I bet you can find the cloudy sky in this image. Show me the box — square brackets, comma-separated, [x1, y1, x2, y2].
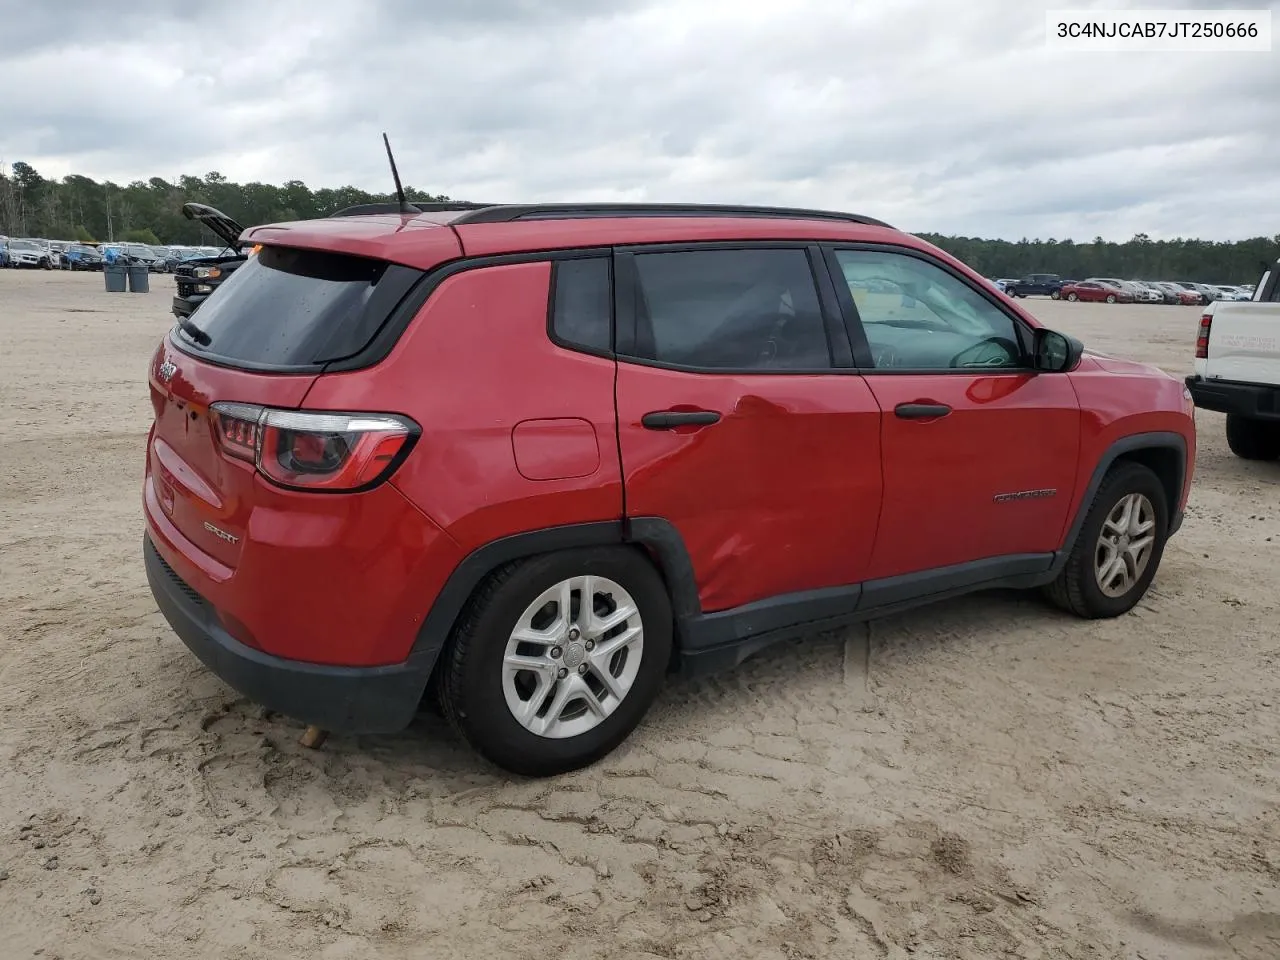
[1, 0, 1276, 240]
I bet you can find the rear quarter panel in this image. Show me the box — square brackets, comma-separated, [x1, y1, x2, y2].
[302, 260, 624, 554]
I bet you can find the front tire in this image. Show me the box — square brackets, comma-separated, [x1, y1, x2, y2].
[1066, 292, 1079, 302]
[1225, 414, 1280, 461]
[1105, 294, 1117, 303]
[1050, 290, 1061, 300]
[438, 546, 673, 777]
[1043, 462, 1168, 618]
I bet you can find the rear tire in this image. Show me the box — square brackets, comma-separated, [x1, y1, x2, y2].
[438, 546, 672, 777]
[1225, 415, 1280, 461]
[1105, 294, 1117, 303]
[1050, 290, 1061, 300]
[1043, 462, 1168, 619]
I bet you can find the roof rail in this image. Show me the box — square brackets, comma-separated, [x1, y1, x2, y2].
[449, 203, 893, 229]
[330, 201, 496, 218]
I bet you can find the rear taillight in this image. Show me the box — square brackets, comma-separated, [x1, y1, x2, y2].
[1194, 314, 1212, 359]
[214, 401, 262, 461]
[211, 403, 417, 492]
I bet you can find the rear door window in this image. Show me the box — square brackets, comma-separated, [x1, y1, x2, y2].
[175, 245, 422, 368]
[622, 248, 831, 370]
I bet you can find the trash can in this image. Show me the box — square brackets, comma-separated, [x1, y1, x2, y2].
[126, 262, 150, 293]
[104, 262, 127, 293]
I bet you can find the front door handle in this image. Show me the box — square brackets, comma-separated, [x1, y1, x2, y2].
[894, 402, 952, 420]
[641, 410, 722, 430]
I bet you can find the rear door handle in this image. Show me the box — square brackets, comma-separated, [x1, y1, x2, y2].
[641, 410, 722, 430]
[894, 402, 952, 420]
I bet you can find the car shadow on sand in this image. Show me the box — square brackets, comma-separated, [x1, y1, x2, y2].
[321, 587, 1073, 780]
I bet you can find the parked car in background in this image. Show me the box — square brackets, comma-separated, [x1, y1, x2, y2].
[115, 243, 165, 271]
[149, 246, 177, 272]
[1006, 273, 1065, 298]
[0, 238, 9, 268]
[1061, 280, 1134, 303]
[154, 246, 206, 272]
[1153, 282, 1202, 306]
[1087, 278, 1154, 303]
[1167, 282, 1205, 304]
[7, 238, 53, 269]
[1213, 285, 1252, 301]
[1173, 282, 1217, 304]
[1130, 280, 1178, 304]
[61, 244, 104, 270]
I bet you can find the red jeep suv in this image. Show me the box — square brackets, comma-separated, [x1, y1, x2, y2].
[143, 202, 1196, 776]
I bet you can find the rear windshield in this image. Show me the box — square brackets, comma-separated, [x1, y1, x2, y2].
[175, 245, 423, 368]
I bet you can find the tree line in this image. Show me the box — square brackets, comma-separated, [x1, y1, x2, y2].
[2, 162, 1275, 283]
[914, 232, 1279, 286]
[0, 162, 447, 249]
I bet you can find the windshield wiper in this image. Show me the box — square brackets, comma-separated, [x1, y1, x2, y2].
[177, 316, 212, 346]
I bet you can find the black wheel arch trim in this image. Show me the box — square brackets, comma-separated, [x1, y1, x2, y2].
[407, 516, 700, 681]
[1047, 430, 1188, 577]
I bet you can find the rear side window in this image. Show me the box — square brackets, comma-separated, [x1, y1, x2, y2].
[626, 248, 830, 370]
[551, 257, 612, 354]
[177, 246, 422, 368]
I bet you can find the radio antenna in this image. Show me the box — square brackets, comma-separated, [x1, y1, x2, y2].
[382, 132, 420, 215]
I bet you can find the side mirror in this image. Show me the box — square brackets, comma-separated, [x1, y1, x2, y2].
[1032, 328, 1084, 372]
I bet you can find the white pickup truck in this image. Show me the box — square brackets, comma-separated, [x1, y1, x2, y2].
[1185, 262, 1280, 460]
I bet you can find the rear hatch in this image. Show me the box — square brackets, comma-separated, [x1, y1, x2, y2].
[150, 229, 459, 569]
[149, 345, 316, 568]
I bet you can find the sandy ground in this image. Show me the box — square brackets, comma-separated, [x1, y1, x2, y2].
[0, 268, 1277, 960]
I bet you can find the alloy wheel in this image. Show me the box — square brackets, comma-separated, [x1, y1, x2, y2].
[501, 576, 645, 739]
[1094, 493, 1156, 597]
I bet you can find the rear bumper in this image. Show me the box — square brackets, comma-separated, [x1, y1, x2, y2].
[1185, 376, 1280, 421]
[144, 534, 430, 734]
